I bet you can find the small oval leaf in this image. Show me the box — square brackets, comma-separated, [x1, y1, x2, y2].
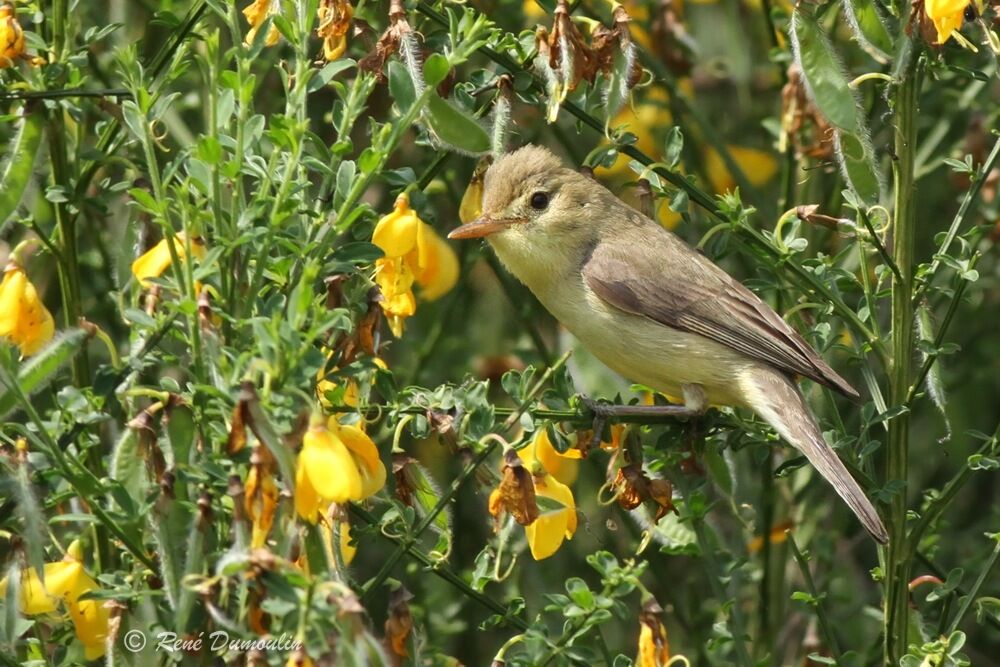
[791, 9, 859, 133]
[425, 93, 490, 155]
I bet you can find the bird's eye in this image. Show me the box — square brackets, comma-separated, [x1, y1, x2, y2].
[530, 191, 549, 210]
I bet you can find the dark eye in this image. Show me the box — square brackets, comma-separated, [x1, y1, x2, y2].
[530, 191, 549, 210]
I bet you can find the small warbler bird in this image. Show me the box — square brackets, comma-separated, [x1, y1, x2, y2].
[449, 145, 888, 543]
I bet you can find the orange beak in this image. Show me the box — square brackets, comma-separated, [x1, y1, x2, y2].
[448, 216, 520, 239]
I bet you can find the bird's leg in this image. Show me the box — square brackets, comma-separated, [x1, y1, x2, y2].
[581, 385, 708, 450]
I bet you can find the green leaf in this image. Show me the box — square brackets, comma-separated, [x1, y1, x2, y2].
[166, 402, 196, 467]
[916, 304, 951, 436]
[0, 104, 43, 225]
[388, 60, 416, 114]
[425, 93, 490, 155]
[0, 328, 90, 419]
[663, 126, 684, 169]
[843, 0, 893, 59]
[122, 99, 148, 143]
[14, 454, 46, 582]
[835, 130, 882, 205]
[109, 429, 147, 508]
[308, 58, 356, 92]
[423, 53, 451, 87]
[565, 578, 594, 609]
[791, 9, 859, 133]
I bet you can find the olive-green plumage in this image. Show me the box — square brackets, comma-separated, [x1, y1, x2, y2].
[450, 145, 887, 543]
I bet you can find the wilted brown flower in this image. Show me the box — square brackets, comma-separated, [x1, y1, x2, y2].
[488, 448, 539, 526]
[591, 4, 642, 89]
[358, 0, 414, 81]
[781, 64, 834, 161]
[612, 463, 675, 522]
[384, 586, 414, 663]
[649, 0, 693, 76]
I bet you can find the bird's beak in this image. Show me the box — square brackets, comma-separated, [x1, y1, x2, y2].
[448, 216, 519, 239]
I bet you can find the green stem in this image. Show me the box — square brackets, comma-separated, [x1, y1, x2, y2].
[358, 353, 572, 598]
[349, 505, 530, 631]
[907, 422, 998, 550]
[788, 535, 842, 661]
[945, 539, 1000, 635]
[912, 133, 1000, 303]
[884, 44, 920, 667]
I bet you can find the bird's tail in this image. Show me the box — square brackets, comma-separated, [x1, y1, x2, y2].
[742, 368, 888, 544]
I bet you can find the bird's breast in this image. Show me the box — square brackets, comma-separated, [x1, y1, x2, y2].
[530, 274, 754, 406]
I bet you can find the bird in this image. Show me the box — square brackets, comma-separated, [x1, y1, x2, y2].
[448, 144, 888, 544]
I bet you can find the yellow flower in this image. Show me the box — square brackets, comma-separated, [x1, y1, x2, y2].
[286, 650, 315, 667]
[131, 232, 207, 287]
[524, 472, 577, 560]
[372, 193, 459, 335]
[0, 541, 110, 659]
[747, 519, 793, 554]
[0, 263, 55, 356]
[337, 519, 357, 566]
[0, 3, 25, 67]
[374, 258, 417, 337]
[637, 599, 671, 667]
[925, 0, 972, 44]
[704, 145, 778, 194]
[243, 0, 281, 47]
[317, 357, 387, 412]
[519, 428, 582, 486]
[295, 414, 386, 522]
[317, 0, 352, 61]
[459, 163, 487, 225]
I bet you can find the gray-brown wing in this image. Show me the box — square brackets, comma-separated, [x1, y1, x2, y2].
[582, 229, 859, 399]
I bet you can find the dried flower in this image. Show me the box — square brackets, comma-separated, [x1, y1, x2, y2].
[384, 586, 414, 661]
[611, 463, 675, 522]
[489, 448, 540, 527]
[358, 0, 414, 80]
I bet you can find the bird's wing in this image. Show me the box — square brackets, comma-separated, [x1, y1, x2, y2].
[582, 224, 859, 399]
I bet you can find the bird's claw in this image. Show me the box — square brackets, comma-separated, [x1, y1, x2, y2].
[579, 396, 609, 452]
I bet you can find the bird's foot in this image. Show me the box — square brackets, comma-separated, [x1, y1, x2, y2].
[579, 385, 708, 451]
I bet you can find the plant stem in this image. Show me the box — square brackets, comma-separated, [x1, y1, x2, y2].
[788, 534, 842, 661]
[884, 43, 920, 666]
[349, 505, 529, 631]
[945, 539, 1000, 635]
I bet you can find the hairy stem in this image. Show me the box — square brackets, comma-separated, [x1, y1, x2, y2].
[884, 42, 920, 666]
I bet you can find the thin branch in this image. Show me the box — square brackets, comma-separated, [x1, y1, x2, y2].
[0, 88, 131, 100]
[788, 534, 842, 661]
[913, 133, 1000, 304]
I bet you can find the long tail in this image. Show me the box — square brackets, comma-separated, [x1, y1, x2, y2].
[742, 368, 888, 544]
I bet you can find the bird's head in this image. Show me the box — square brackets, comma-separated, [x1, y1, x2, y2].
[448, 145, 596, 247]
